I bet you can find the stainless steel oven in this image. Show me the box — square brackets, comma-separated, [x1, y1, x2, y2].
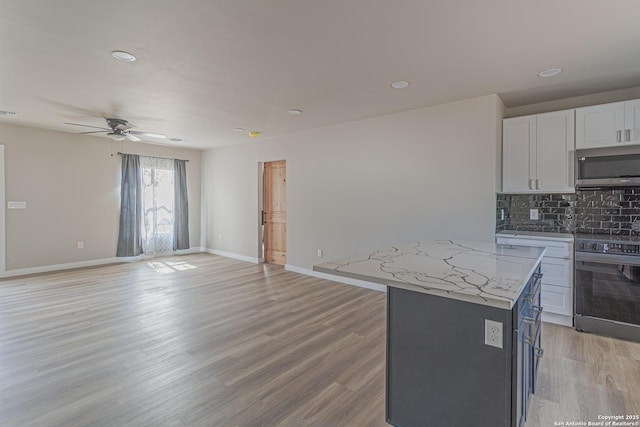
[575, 238, 640, 342]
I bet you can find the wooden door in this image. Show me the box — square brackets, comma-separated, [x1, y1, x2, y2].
[263, 160, 286, 265]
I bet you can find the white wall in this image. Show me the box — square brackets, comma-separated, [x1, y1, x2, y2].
[505, 85, 640, 118]
[0, 123, 202, 271]
[202, 94, 504, 269]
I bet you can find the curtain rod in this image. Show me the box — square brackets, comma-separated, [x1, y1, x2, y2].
[117, 152, 189, 162]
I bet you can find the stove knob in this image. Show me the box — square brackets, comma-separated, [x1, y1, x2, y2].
[592, 243, 599, 251]
[579, 242, 586, 250]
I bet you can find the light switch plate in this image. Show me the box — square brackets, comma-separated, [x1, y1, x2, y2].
[8, 201, 27, 209]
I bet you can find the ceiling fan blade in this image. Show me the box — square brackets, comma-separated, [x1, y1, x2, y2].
[77, 131, 107, 135]
[125, 133, 141, 142]
[63, 122, 110, 131]
[129, 131, 166, 139]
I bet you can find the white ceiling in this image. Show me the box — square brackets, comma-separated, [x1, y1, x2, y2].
[2, 0, 640, 149]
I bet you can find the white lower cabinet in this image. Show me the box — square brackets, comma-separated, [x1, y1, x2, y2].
[541, 283, 572, 322]
[496, 233, 574, 326]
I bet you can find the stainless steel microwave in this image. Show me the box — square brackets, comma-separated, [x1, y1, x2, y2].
[576, 146, 640, 188]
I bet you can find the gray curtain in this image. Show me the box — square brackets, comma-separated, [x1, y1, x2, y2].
[173, 159, 190, 250]
[116, 154, 144, 257]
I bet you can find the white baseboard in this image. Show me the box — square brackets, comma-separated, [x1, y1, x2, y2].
[176, 247, 205, 255]
[0, 247, 208, 279]
[284, 264, 387, 293]
[205, 248, 260, 264]
[0, 256, 141, 278]
[542, 311, 573, 327]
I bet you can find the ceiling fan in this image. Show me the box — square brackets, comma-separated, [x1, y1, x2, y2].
[63, 118, 165, 142]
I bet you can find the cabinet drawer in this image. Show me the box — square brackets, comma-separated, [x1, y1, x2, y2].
[540, 258, 572, 287]
[496, 237, 573, 259]
[541, 284, 573, 316]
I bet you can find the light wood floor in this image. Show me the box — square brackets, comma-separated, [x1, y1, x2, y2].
[0, 254, 638, 427]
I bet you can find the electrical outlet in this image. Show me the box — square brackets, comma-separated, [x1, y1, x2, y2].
[485, 319, 503, 349]
[317, 249, 323, 258]
[77, 241, 84, 249]
[529, 209, 539, 220]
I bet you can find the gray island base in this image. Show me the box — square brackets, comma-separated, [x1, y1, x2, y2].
[314, 240, 545, 427]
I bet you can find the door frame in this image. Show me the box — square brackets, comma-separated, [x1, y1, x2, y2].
[257, 161, 265, 262]
[0, 145, 5, 275]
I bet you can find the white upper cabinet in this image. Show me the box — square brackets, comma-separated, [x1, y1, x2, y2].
[576, 100, 640, 148]
[502, 110, 575, 193]
[503, 115, 536, 193]
[625, 100, 640, 144]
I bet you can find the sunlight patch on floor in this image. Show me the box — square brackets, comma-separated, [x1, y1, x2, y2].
[147, 260, 198, 274]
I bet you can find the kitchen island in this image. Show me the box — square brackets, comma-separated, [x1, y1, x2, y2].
[314, 240, 545, 427]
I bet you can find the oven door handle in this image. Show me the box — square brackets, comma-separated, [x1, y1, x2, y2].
[575, 251, 640, 266]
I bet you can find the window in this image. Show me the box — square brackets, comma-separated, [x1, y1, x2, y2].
[140, 156, 175, 255]
[116, 154, 189, 258]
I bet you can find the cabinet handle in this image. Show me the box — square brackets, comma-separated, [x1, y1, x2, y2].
[534, 347, 544, 358]
[533, 305, 543, 313]
[627, 129, 631, 141]
[535, 178, 540, 189]
[617, 130, 622, 142]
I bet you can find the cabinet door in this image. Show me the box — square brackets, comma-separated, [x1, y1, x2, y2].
[576, 102, 625, 149]
[624, 100, 640, 144]
[503, 116, 536, 193]
[541, 283, 573, 316]
[536, 110, 575, 192]
[540, 257, 572, 287]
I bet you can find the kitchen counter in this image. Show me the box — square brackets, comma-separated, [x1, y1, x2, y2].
[496, 230, 574, 242]
[313, 239, 545, 309]
[315, 239, 545, 426]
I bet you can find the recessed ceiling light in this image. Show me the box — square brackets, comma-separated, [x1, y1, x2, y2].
[169, 138, 183, 143]
[391, 81, 410, 89]
[538, 68, 562, 78]
[0, 110, 17, 116]
[287, 109, 302, 115]
[249, 131, 261, 138]
[233, 128, 245, 132]
[111, 50, 137, 62]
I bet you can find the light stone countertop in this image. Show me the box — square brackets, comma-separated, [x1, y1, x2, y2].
[496, 230, 574, 242]
[313, 240, 545, 309]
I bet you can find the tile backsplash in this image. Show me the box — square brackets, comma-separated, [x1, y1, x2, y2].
[497, 189, 640, 236]
[496, 193, 575, 233]
[574, 188, 640, 236]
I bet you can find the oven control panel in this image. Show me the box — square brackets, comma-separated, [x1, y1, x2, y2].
[576, 240, 640, 254]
